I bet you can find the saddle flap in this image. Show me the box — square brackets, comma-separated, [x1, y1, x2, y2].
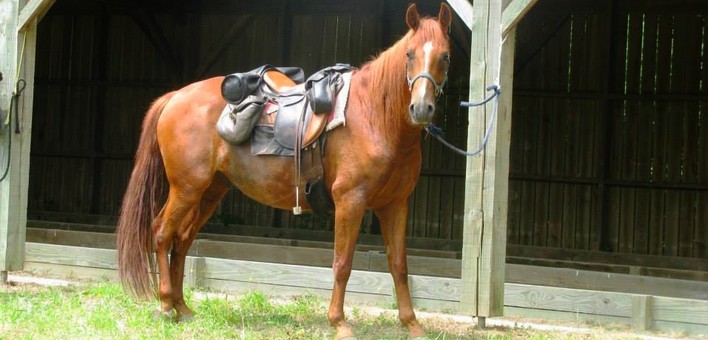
[272, 101, 329, 150]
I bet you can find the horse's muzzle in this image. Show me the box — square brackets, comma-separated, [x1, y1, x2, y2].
[408, 101, 435, 125]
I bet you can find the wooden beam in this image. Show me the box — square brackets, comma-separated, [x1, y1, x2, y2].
[0, 0, 20, 278]
[445, 0, 473, 30]
[1, 0, 39, 276]
[501, 0, 538, 36]
[23, 228, 708, 301]
[632, 295, 652, 331]
[461, 0, 509, 318]
[17, 0, 54, 31]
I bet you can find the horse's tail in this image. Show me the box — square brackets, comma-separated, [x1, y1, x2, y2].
[116, 92, 174, 299]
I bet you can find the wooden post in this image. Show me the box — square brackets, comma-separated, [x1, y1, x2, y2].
[459, 0, 518, 318]
[631, 295, 652, 331]
[0, 0, 22, 280]
[0, 0, 45, 278]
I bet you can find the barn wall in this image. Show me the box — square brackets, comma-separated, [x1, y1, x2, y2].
[26, 0, 708, 266]
[509, 0, 708, 259]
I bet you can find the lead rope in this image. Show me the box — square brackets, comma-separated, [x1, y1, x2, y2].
[1, 33, 28, 182]
[425, 84, 500, 157]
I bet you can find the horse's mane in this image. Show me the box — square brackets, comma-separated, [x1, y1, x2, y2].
[358, 18, 447, 135]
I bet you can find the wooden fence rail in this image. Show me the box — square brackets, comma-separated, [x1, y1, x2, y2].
[21, 240, 708, 335]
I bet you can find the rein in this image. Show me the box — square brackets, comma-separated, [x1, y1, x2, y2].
[425, 84, 500, 157]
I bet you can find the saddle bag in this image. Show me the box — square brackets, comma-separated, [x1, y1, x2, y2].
[216, 97, 266, 144]
[221, 73, 262, 105]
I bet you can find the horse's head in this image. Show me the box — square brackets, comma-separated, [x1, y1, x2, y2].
[405, 3, 452, 126]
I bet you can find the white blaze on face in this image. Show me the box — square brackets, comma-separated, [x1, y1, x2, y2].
[418, 41, 434, 98]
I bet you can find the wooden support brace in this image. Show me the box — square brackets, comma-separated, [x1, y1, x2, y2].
[17, 0, 55, 31]
[446, 0, 474, 30]
[447, 0, 538, 35]
[631, 295, 652, 331]
[501, 0, 538, 36]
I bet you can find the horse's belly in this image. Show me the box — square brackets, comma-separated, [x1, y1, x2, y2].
[220, 147, 309, 211]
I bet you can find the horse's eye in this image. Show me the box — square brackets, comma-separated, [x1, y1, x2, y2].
[442, 53, 450, 64]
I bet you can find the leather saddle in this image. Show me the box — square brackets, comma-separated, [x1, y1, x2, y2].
[217, 64, 351, 149]
[217, 64, 352, 216]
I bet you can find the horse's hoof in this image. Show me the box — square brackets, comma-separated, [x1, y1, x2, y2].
[176, 313, 194, 323]
[335, 326, 356, 340]
[152, 308, 177, 320]
[408, 326, 427, 339]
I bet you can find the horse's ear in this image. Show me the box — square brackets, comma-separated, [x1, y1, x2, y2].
[438, 2, 452, 33]
[406, 3, 421, 30]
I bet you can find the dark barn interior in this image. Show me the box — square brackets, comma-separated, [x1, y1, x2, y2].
[26, 0, 707, 282]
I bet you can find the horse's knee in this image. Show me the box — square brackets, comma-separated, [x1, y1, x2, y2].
[389, 258, 409, 283]
[332, 258, 353, 283]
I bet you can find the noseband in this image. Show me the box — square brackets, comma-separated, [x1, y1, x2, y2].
[407, 71, 447, 97]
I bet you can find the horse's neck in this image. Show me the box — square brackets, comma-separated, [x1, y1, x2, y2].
[359, 52, 422, 151]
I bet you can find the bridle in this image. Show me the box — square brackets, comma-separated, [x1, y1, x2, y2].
[407, 67, 448, 97]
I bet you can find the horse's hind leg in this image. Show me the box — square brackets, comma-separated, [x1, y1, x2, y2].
[153, 185, 214, 318]
[374, 200, 425, 338]
[169, 181, 229, 320]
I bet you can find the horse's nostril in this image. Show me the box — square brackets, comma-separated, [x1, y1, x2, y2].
[427, 104, 434, 114]
[409, 104, 415, 114]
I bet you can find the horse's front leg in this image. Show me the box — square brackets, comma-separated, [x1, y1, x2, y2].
[328, 193, 366, 339]
[374, 200, 425, 338]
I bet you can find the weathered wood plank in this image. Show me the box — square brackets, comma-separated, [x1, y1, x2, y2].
[461, 0, 512, 317]
[202, 257, 393, 296]
[504, 306, 628, 325]
[508, 244, 708, 272]
[1, 15, 38, 272]
[25, 242, 117, 269]
[194, 239, 368, 270]
[631, 295, 651, 331]
[23, 261, 118, 281]
[202, 278, 389, 306]
[652, 296, 708, 325]
[501, 0, 538, 36]
[445, 0, 473, 30]
[17, 0, 55, 31]
[506, 263, 708, 301]
[504, 283, 631, 317]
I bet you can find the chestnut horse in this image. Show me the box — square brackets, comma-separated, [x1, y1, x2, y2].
[117, 3, 452, 338]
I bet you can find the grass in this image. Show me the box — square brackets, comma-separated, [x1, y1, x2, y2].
[0, 277, 664, 339]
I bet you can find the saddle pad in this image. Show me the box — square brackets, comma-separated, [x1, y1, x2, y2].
[326, 71, 352, 131]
